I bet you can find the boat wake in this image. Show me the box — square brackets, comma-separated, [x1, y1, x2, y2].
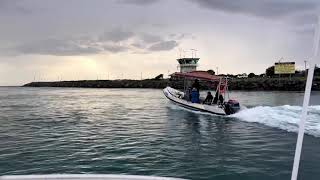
[231, 105, 320, 137]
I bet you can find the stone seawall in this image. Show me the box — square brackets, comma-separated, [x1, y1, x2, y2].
[23, 79, 177, 89]
[229, 77, 320, 91]
[23, 77, 320, 91]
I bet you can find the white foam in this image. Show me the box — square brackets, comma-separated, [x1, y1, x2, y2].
[231, 105, 320, 137]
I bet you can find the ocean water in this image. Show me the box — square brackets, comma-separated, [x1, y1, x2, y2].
[0, 87, 320, 180]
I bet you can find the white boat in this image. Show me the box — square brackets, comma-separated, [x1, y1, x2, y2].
[163, 71, 242, 116]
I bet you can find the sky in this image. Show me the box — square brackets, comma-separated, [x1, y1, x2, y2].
[0, 0, 319, 85]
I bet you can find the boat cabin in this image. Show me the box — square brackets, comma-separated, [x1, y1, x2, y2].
[170, 71, 229, 105]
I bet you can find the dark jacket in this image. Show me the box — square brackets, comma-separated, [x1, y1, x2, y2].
[192, 81, 200, 92]
[203, 94, 213, 104]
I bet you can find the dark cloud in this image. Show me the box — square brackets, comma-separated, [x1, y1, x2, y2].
[118, 0, 160, 6]
[190, 0, 317, 19]
[148, 40, 178, 51]
[100, 28, 134, 42]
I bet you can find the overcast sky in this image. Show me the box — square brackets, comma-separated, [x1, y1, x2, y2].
[0, 0, 319, 85]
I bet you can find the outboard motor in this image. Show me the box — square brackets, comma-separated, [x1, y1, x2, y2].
[224, 99, 240, 115]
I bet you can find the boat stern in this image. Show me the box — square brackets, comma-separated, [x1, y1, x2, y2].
[224, 100, 241, 115]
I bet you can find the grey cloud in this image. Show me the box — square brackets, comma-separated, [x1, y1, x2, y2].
[9, 33, 180, 56]
[4, 27, 185, 56]
[169, 33, 195, 40]
[12, 37, 132, 56]
[170, 33, 185, 40]
[139, 33, 163, 43]
[293, 26, 315, 35]
[0, 0, 32, 14]
[190, 0, 317, 19]
[289, 13, 318, 25]
[148, 40, 178, 51]
[118, 0, 160, 6]
[137, 33, 190, 47]
[131, 43, 146, 49]
[100, 28, 134, 42]
[104, 44, 128, 53]
[14, 39, 102, 56]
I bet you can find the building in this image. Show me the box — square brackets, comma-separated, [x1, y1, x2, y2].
[274, 62, 295, 74]
[177, 57, 199, 73]
[237, 73, 248, 78]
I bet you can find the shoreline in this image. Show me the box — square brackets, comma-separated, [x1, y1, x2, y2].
[23, 77, 320, 91]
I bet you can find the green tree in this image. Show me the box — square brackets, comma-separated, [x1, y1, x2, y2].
[207, 69, 215, 75]
[266, 66, 275, 77]
[248, 73, 256, 78]
[154, 74, 163, 80]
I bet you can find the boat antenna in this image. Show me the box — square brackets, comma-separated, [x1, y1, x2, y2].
[291, 14, 320, 180]
[279, 57, 284, 63]
[190, 49, 197, 58]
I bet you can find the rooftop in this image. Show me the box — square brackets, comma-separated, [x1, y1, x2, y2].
[177, 58, 200, 65]
[170, 71, 220, 82]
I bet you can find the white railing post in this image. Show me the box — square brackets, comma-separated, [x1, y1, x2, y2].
[291, 15, 320, 180]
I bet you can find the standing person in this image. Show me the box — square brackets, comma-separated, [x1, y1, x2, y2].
[191, 88, 200, 103]
[219, 94, 224, 104]
[213, 91, 219, 104]
[192, 79, 200, 92]
[184, 87, 192, 101]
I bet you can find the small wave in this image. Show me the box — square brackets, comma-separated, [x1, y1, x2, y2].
[231, 105, 320, 137]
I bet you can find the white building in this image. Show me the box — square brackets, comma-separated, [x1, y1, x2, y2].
[177, 58, 199, 73]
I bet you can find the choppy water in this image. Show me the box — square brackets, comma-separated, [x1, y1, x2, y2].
[0, 87, 320, 180]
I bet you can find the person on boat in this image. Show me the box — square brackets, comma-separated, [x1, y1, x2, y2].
[203, 91, 213, 105]
[191, 87, 200, 103]
[184, 87, 192, 101]
[192, 79, 200, 92]
[218, 94, 224, 104]
[213, 91, 219, 104]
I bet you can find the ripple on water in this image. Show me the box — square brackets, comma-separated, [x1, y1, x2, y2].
[0, 88, 320, 180]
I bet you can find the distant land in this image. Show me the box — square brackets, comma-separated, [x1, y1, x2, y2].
[23, 77, 320, 91]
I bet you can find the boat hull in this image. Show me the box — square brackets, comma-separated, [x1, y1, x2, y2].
[163, 87, 227, 115]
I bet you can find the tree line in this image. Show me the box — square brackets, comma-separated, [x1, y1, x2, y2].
[207, 65, 320, 78]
